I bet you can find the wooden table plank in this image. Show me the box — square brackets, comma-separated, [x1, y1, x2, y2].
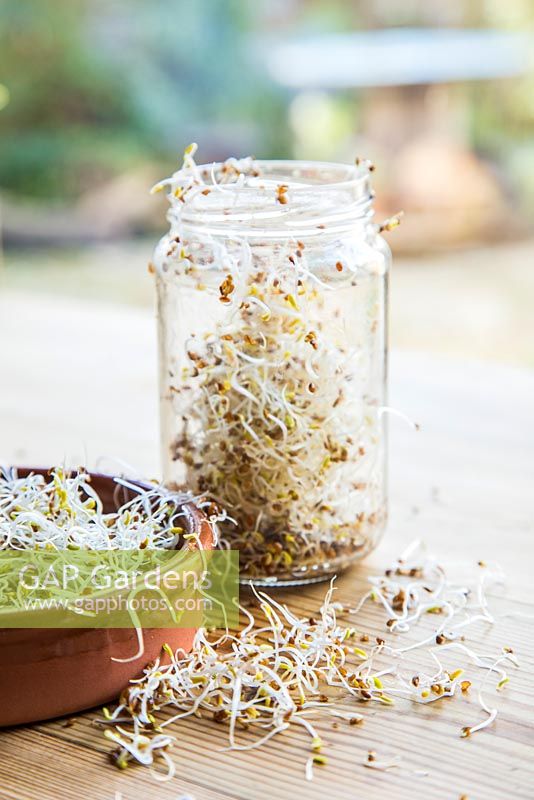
[0, 289, 533, 800]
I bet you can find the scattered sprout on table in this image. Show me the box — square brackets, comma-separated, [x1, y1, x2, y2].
[103, 541, 519, 780]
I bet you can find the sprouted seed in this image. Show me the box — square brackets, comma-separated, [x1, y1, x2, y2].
[363, 753, 428, 778]
[364, 753, 398, 770]
[153, 146, 391, 582]
[103, 541, 518, 780]
[305, 753, 328, 781]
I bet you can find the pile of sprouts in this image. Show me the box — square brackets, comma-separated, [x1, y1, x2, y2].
[102, 541, 519, 782]
[0, 466, 224, 553]
[153, 146, 390, 581]
[0, 466, 227, 619]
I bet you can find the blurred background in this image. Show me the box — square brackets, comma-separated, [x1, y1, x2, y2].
[1, 0, 533, 365]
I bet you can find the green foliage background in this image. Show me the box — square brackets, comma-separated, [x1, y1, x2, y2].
[0, 0, 289, 199]
[1, 0, 534, 205]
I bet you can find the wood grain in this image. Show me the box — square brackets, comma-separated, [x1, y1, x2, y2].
[0, 288, 533, 800]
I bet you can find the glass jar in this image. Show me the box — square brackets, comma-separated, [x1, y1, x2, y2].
[153, 156, 390, 586]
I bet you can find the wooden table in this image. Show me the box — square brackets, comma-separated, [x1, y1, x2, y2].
[0, 289, 533, 800]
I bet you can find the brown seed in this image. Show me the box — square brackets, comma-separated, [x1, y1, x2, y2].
[392, 590, 405, 611]
[304, 331, 318, 350]
[219, 274, 235, 298]
[276, 184, 288, 204]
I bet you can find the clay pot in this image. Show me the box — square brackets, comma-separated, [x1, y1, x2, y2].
[0, 468, 214, 727]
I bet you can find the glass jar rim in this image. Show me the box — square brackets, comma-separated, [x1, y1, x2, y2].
[165, 158, 375, 239]
[193, 158, 369, 190]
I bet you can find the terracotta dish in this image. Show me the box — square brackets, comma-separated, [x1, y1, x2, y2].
[0, 467, 214, 727]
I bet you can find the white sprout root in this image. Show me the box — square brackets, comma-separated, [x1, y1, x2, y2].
[154, 146, 388, 581]
[103, 541, 518, 780]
